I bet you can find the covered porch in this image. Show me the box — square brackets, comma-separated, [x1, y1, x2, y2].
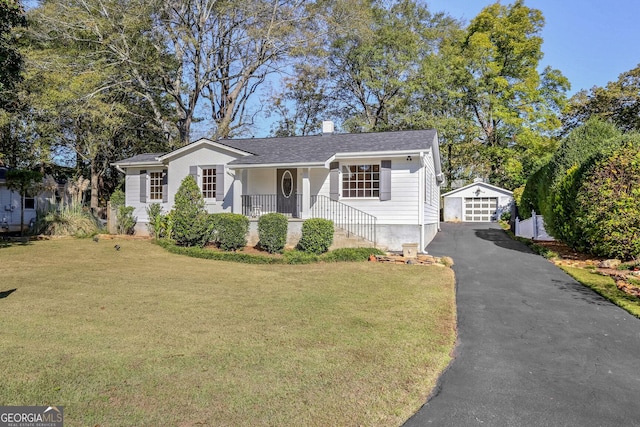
[232, 166, 377, 245]
[232, 166, 320, 220]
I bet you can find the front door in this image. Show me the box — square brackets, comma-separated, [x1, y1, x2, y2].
[277, 168, 297, 217]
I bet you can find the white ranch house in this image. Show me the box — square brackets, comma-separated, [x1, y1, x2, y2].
[113, 127, 445, 252]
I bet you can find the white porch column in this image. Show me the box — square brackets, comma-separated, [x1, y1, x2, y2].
[232, 169, 245, 214]
[301, 168, 311, 219]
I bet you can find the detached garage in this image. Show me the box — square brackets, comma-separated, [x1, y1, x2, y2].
[442, 179, 513, 222]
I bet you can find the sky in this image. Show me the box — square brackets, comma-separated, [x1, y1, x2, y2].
[247, 0, 640, 137]
[426, 0, 640, 94]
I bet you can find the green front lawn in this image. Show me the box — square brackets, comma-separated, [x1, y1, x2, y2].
[0, 238, 456, 426]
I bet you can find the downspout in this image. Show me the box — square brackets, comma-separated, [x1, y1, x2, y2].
[431, 133, 445, 232]
[418, 152, 426, 253]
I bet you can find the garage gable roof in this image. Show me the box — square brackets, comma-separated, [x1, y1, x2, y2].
[442, 181, 513, 197]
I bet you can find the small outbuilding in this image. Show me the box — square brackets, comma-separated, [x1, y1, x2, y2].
[442, 179, 513, 222]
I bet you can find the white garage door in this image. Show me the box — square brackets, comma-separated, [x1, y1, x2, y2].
[464, 197, 497, 222]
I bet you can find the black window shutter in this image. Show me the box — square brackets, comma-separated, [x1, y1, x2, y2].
[139, 170, 147, 203]
[380, 160, 391, 201]
[329, 161, 339, 201]
[162, 170, 168, 203]
[216, 165, 224, 200]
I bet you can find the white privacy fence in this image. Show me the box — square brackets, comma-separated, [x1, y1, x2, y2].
[515, 211, 554, 241]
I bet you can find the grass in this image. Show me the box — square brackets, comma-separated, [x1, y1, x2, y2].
[559, 266, 640, 318]
[0, 238, 456, 426]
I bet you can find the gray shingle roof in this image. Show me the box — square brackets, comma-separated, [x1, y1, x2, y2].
[114, 129, 437, 166]
[218, 129, 437, 166]
[113, 153, 164, 164]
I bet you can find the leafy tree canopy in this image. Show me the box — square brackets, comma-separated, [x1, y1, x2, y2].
[563, 64, 640, 133]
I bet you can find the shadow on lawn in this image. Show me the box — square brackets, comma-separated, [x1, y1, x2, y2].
[0, 288, 17, 299]
[0, 238, 32, 249]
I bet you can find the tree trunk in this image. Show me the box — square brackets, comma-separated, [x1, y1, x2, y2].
[19, 194, 25, 237]
[90, 158, 99, 212]
[446, 143, 453, 188]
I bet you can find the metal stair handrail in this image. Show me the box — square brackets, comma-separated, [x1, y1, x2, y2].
[309, 195, 377, 245]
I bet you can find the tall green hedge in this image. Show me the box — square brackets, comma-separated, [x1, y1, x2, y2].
[521, 119, 621, 221]
[548, 164, 585, 247]
[572, 142, 640, 260]
[519, 163, 551, 219]
[543, 118, 622, 228]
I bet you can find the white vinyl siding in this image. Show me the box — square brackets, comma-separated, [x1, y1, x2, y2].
[166, 145, 239, 214]
[422, 149, 439, 225]
[125, 168, 148, 223]
[310, 168, 330, 196]
[332, 157, 420, 225]
[246, 169, 275, 194]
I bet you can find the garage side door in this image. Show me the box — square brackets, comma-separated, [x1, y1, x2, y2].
[464, 197, 497, 222]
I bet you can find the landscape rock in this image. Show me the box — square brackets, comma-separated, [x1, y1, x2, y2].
[598, 259, 621, 269]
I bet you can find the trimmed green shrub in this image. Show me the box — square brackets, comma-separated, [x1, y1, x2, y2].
[257, 213, 288, 254]
[210, 213, 249, 251]
[297, 218, 334, 254]
[172, 176, 212, 247]
[321, 247, 385, 262]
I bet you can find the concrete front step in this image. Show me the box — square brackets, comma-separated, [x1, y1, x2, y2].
[330, 228, 382, 251]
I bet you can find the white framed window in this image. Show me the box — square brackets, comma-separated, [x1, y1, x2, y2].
[201, 168, 216, 199]
[140, 169, 166, 203]
[341, 164, 380, 198]
[149, 171, 164, 200]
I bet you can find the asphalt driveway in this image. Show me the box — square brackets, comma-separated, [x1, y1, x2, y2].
[404, 223, 640, 426]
